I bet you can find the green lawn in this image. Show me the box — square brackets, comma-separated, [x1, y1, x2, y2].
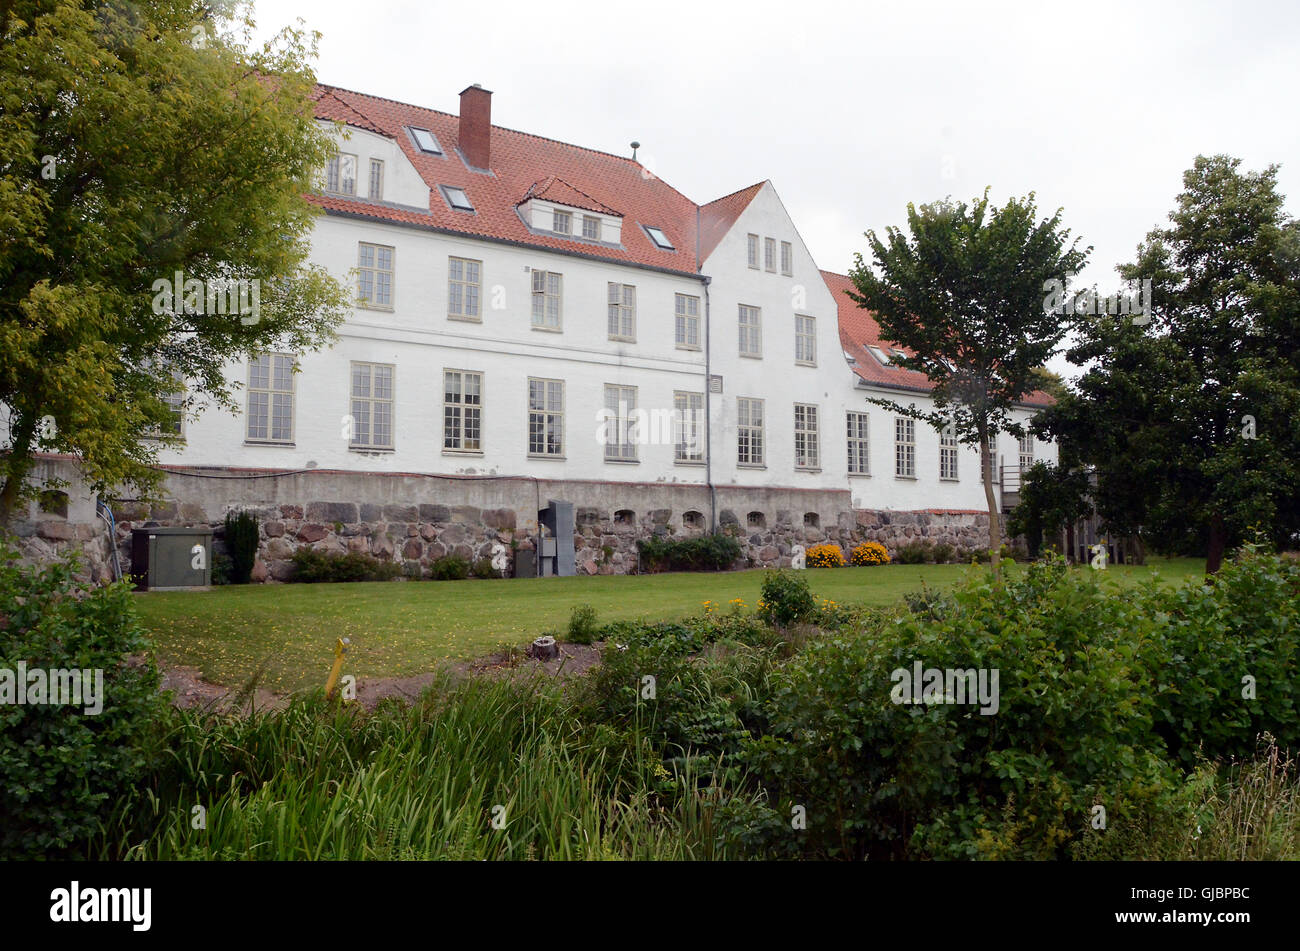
[135, 558, 1205, 693]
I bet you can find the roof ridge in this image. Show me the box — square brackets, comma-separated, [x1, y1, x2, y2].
[317, 82, 700, 202]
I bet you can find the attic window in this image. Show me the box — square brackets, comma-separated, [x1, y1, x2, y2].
[409, 127, 442, 154]
[868, 346, 892, 365]
[440, 185, 474, 212]
[645, 226, 674, 250]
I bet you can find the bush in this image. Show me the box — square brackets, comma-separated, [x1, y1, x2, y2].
[895, 540, 932, 564]
[744, 555, 1176, 860]
[470, 557, 499, 579]
[223, 510, 260, 584]
[0, 547, 169, 858]
[638, 534, 742, 573]
[566, 604, 601, 644]
[805, 544, 845, 568]
[851, 541, 890, 566]
[931, 542, 955, 564]
[428, 555, 470, 581]
[757, 571, 816, 627]
[290, 548, 402, 583]
[211, 550, 232, 585]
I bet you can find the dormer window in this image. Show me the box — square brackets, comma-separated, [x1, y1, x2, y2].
[440, 185, 474, 212]
[409, 127, 442, 154]
[553, 210, 572, 235]
[582, 215, 601, 240]
[326, 153, 357, 196]
[645, 226, 674, 250]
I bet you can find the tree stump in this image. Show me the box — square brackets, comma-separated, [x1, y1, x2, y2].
[530, 635, 559, 661]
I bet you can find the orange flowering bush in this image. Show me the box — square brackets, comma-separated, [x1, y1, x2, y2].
[806, 544, 846, 568]
[851, 541, 890, 566]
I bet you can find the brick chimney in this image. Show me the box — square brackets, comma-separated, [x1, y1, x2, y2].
[458, 84, 492, 170]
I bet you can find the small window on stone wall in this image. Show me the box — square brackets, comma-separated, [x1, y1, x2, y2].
[614, 509, 636, 526]
[804, 512, 820, 528]
[38, 489, 69, 519]
[747, 511, 766, 529]
[683, 510, 704, 530]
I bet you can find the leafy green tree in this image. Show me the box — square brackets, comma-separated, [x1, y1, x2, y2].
[1042, 156, 1300, 572]
[848, 189, 1089, 567]
[0, 0, 350, 525]
[1029, 366, 1070, 403]
[1006, 461, 1090, 558]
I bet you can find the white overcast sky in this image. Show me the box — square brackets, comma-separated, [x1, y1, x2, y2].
[250, 0, 1300, 378]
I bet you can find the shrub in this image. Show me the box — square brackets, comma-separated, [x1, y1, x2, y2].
[895, 540, 932, 564]
[211, 550, 232, 585]
[0, 547, 169, 859]
[290, 548, 402, 583]
[470, 557, 499, 579]
[638, 533, 742, 573]
[223, 510, 259, 584]
[851, 541, 890, 566]
[428, 555, 470, 581]
[931, 542, 955, 564]
[757, 571, 816, 627]
[744, 556, 1177, 860]
[566, 604, 601, 644]
[805, 544, 845, 568]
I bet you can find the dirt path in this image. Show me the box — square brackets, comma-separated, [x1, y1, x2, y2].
[160, 642, 603, 713]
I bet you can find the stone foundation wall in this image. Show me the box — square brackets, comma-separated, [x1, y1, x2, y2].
[9, 460, 995, 582]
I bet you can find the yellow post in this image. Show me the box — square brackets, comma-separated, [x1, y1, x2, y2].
[324, 636, 350, 699]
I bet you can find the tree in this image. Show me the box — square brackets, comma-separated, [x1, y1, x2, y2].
[1006, 461, 1090, 559]
[1029, 366, 1070, 403]
[847, 189, 1089, 568]
[0, 0, 350, 526]
[1041, 156, 1300, 573]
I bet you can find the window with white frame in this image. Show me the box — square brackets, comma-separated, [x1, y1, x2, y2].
[162, 387, 186, 436]
[246, 353, 294, 443]
[940, 423, 959, 480]
[847, 411, 870, 475]
[603, 384, 637, 461]
[528, 377, 564, 456]
[781, 240, 793, 276]
[443, 369, 482, 452]
[531, 270, 562, 329]
[795, 315, 816, 365]
[368, 158, 383, 199]
[1019, 432, 1034, 471]
[738, 304, 762, 357]
[552, 209, 572, 235]
[738, 397, 765, 466]
[607, 283, 636, 340]
[674, 391, 704, 463]
[582, 215, 601, 240]
[895, 417, 916, 477]
[350, 362, 394, 450]
[764, 237, 776, 272]
[794, 404, 820, 469]
[357, 243, 393, 308]
[747, 234, 760, 269]
[675, 293, 700, 349]
[325, 152, 356, 196]
[447, 256, 481, 321]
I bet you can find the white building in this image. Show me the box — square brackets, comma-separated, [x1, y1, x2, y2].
[21, 82, 1056, 580]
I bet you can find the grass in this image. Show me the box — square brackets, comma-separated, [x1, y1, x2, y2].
[135, 558, 1205, 693]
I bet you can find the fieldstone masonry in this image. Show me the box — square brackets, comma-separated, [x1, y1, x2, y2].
[10, 460, 993, 582]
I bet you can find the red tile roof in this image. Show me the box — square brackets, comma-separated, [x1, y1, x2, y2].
[310, 84, 701, 276]
[698, 182, 765, 262]
[821, 269, 1054, 407]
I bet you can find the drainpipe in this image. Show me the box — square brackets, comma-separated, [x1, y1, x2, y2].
[703, 274, 716, 533]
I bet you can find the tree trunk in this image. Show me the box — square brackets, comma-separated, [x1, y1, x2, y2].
[0, 411, 37, 530]
[1205, 512, 1228, 575]
[981, 434, 1001, 573]
[1066, 521, 1076, 565]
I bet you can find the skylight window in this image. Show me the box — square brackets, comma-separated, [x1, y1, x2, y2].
[440, 185, 473, 212]
[645, 226, 674, 250]
[868, 346, 892, 365]
[409, 127, 442, 154]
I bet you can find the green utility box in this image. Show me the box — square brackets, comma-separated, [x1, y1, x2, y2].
[130, 527, 214, 590]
